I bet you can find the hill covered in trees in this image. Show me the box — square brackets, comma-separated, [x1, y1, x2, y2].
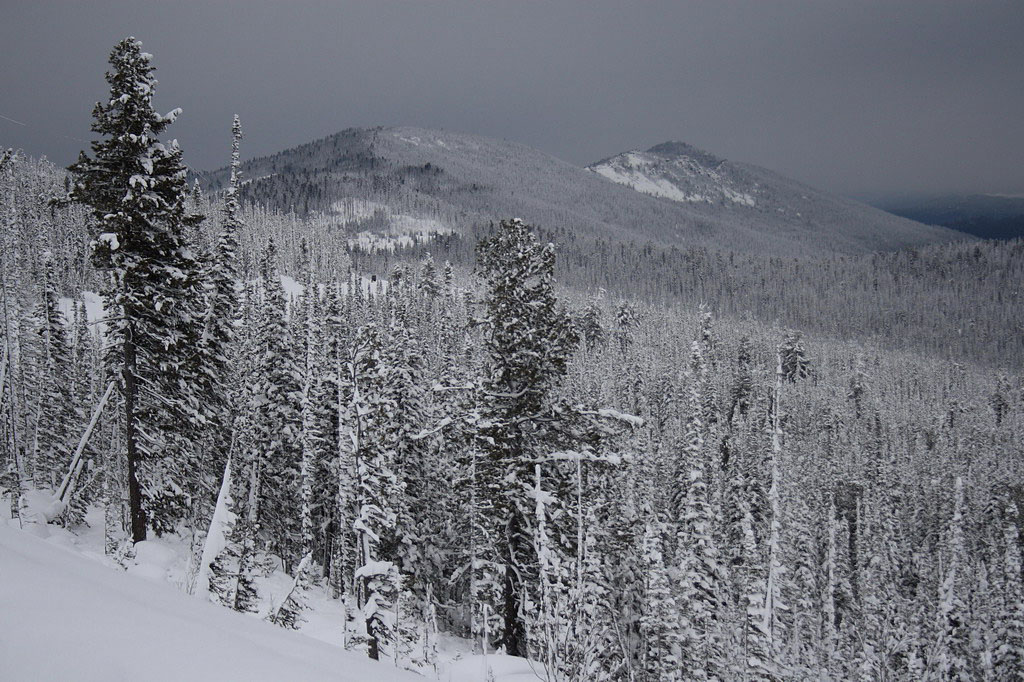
[197, 125, 963, 258]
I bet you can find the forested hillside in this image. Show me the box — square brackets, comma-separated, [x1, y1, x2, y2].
[3, 38, 1023, 682]
[196, 125, 962, 257]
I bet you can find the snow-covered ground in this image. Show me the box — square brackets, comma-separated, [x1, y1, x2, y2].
[0, 504, 545, 682]
[0, 518, 421, 682]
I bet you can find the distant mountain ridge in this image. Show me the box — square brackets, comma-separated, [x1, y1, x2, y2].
[199, 126, 965, 257]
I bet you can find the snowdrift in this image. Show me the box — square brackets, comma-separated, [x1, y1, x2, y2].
[0, 522, 421, 682]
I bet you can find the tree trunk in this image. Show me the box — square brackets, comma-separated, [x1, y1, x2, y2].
[366, 617, 380, 660]
[501, 511, 526, 657]
[123, 329, 146, 543]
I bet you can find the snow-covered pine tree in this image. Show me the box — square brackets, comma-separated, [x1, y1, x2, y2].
[569, 509, 615, 681]
[419, 252, 440, 299]
[68, 37, 205, 542]
[199, 114, 244, 486]
[197, 456, 235, 599]
[344, 321, 403, 660]
[779, 330, 810, 383]
[752, 349, 789, 678]
[442, 260, 454, 293]
[740, 489, 775, 681]
[249, 240, 303, 566]
[474, 218, 579, 657]
[31, 252, 76, 490]
[674, 340, 726, 681]
[321, 279, 357, 599]
[640, 519, 682, 681]
[821, 496, 841, 669]
[614, 302, 639, 353]
[932, 476, 972, 680]
[218, 280, 261, 614]
[298, 246, 325, 561]
[268, 551, 314, 629]
[994, 500, 1024, 677]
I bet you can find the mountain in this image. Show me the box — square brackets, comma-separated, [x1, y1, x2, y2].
[869, 192, 1024, 240]
[199, 127, 964, 257]
[587, 141, 969, 253]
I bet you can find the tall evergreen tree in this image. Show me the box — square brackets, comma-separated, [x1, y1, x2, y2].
[199, 114, 244, 475]
[68, 37, 205, 541]
[32, 252, 76, 489]
[933, 477, 972, 680]
[249, 240, 302, 564]
[474, 218, 578, 657]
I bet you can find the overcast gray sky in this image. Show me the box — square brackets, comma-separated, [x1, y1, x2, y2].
[1, 0, 1022, 196]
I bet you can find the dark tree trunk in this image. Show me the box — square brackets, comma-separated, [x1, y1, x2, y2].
[500, 511, 526, 657]
[123, 328, 146, 543]
[366, 617, 380, 661]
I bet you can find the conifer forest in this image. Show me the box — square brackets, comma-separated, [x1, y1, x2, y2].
[2, 33, 1024, 682]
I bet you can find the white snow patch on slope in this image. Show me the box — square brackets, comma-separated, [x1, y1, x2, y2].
[58, 291, 105, 338]
[0, 521, 421, 682]
[324, 198, 450, 252]
[58, 291, 104, 325]
[592, 163, 702, 203]
[238, 173, 276, 187]
[279, 274, 388, 300]
[393, 133, 455, 151]
[591, 151, 756, 207]
[723, 186, 756, 207]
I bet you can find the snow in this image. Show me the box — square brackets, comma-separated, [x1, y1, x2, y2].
[0, 522, 422, 682]
[591, 151, 757, 207]
[597, 407, 645, 427]
[0, 493, 551, 681]
[592, 162, 698, 203]
[447, 654, 548, 681]
[279, 274, 389, 300]
[324, 198, 451, 252]
[58, 290, 105, 334]
[280, 273, 304, 299]
[16, 489, 65, 526]
[129, 539, 179, 582]
[194, 460, 234, 598]
[354, 559, 394, 578]
[238, 172, 276, 187]
[97, 232, 120, 250]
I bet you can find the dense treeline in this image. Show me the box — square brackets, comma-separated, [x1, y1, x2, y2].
[2, 38, 1024, 680]
[13, 149, 1020, 370]
[387, 227, 1024, 369]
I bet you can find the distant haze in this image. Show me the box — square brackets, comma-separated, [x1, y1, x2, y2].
[1, 0, 1022, 197]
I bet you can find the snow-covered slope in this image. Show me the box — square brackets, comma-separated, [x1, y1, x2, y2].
[585, 140, 970, 253]
[198, 126, 965, 257]
[0, 522, 420, 682]
[590, 144, 756, 206]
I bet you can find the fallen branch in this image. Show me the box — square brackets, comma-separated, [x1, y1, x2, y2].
[57, 381, 116, 507]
